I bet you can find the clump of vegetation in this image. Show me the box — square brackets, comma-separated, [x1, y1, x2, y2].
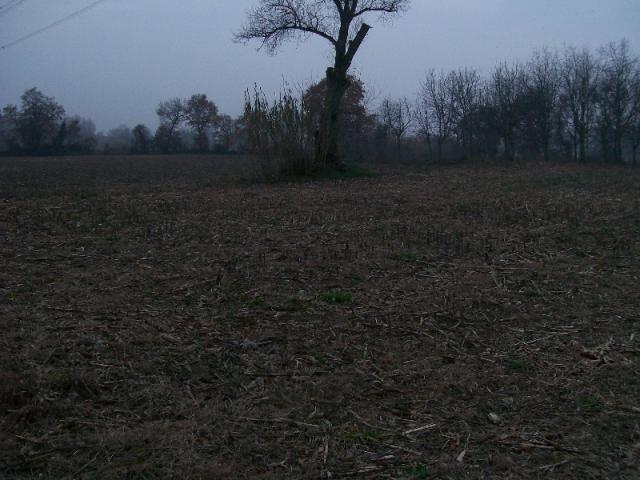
[246, 296, 266, 308]
[342, 428, 383, 442]
[508, 359, 527, 372]
[243, 85, 315, 178]
[576, 396, 603, 414]
[405, 464, 430, 479]
[285, 295, 308, 311]
[319, 291, 353, 304]
[397, 250, 418, 262]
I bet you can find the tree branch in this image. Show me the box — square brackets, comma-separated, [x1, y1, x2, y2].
[344, 22, 371, 67]
[235, 0, 339, 50]
[354, 0, 408, 17]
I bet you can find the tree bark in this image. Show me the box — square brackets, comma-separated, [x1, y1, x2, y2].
[316, 22, 371, 170]
[579, 133, 586, 163]
[318, 67, 349, 169]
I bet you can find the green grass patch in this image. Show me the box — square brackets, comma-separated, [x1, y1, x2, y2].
[523, 288, 539, 298]
[396, 250, 418, 262]
[405, 464, 430, 479]
[576, 396, 603, 414]
[508, 360, 527, 372]
[277, 164, 379, 183]
[246, 297, 266, 308]
[319, 291, 353, 304]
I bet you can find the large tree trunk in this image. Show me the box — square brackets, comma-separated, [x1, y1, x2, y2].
[317, 67, 349, 170]
[614, 129, 623, 163]
[315, 22, 371, 171]
[543, 135, 550, 161]
[579, 132, 587, 163]
[425, 134, 433, 162]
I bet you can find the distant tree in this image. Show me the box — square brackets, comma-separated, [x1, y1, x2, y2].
[597, 40, 639, 163]
[213, 114, 236, 153]
[0, 114, 4, 152]
[450, 67, 482, 159]
[132, 124, 152, 154]
[0, 105, 19, 152]
[631, 70, 640, 165]
[380, 97, 412, 154]
[631, 120, 640, 166]
[17, 88, 65, 153]
[522, 48, 561, 161]
[156, 98, 186, 153]
[236, 0, 411, 169]
[419, 70, 455, 162]
[98, 125, 133, 153]
[54, 116, 97, 153]
[154, 123, 184, 153]
[559, 47, 600, 162]
[185, 94, 219, 153]
[474, 103, 501, 159]
[414, 87, 432, 160]
[489, 62, 525, 160]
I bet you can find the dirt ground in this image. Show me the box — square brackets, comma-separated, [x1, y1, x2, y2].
[1, 155, 639, 479]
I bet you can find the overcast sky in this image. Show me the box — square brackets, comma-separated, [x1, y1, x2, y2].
[1, 0, 639, 131]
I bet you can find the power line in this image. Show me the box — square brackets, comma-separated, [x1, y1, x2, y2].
[0, 0, 109, 51]
[0, 0, 18, 9]
[0, 0, 28, 16]
[0, 0, 21, 9]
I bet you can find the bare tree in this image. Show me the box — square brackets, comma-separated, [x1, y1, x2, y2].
[523, 48, 561, 161]
[185, 94, 219, 153]
[559, 47, 600, 162]
[418, 70, 455, 162]
[236, 0, 410, 169]
[156, 98, 186, 153]
[450, 67, 482, 160]
[631, 69, 640, 165]
[214, 114, 237, 153]
[380, 97, 412, 154]
[414, 92, 432, 160]
[597, 39, 639, 163]
[488, 63, 525, 160]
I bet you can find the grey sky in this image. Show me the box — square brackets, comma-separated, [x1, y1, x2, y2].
[1, 0, 639, 131]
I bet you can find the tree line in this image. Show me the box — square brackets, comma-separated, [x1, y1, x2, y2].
[1, 39, 638, 166]
[411, 40, 640, 165]
[243, 38, 640, 173]
[0, 90, 227, 156]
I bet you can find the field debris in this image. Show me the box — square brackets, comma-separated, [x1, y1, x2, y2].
[1, 157, 639, 479]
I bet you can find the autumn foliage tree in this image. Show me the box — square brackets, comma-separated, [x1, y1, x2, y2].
[304, 75, 372, 160]
[186, 94, 219, 153]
